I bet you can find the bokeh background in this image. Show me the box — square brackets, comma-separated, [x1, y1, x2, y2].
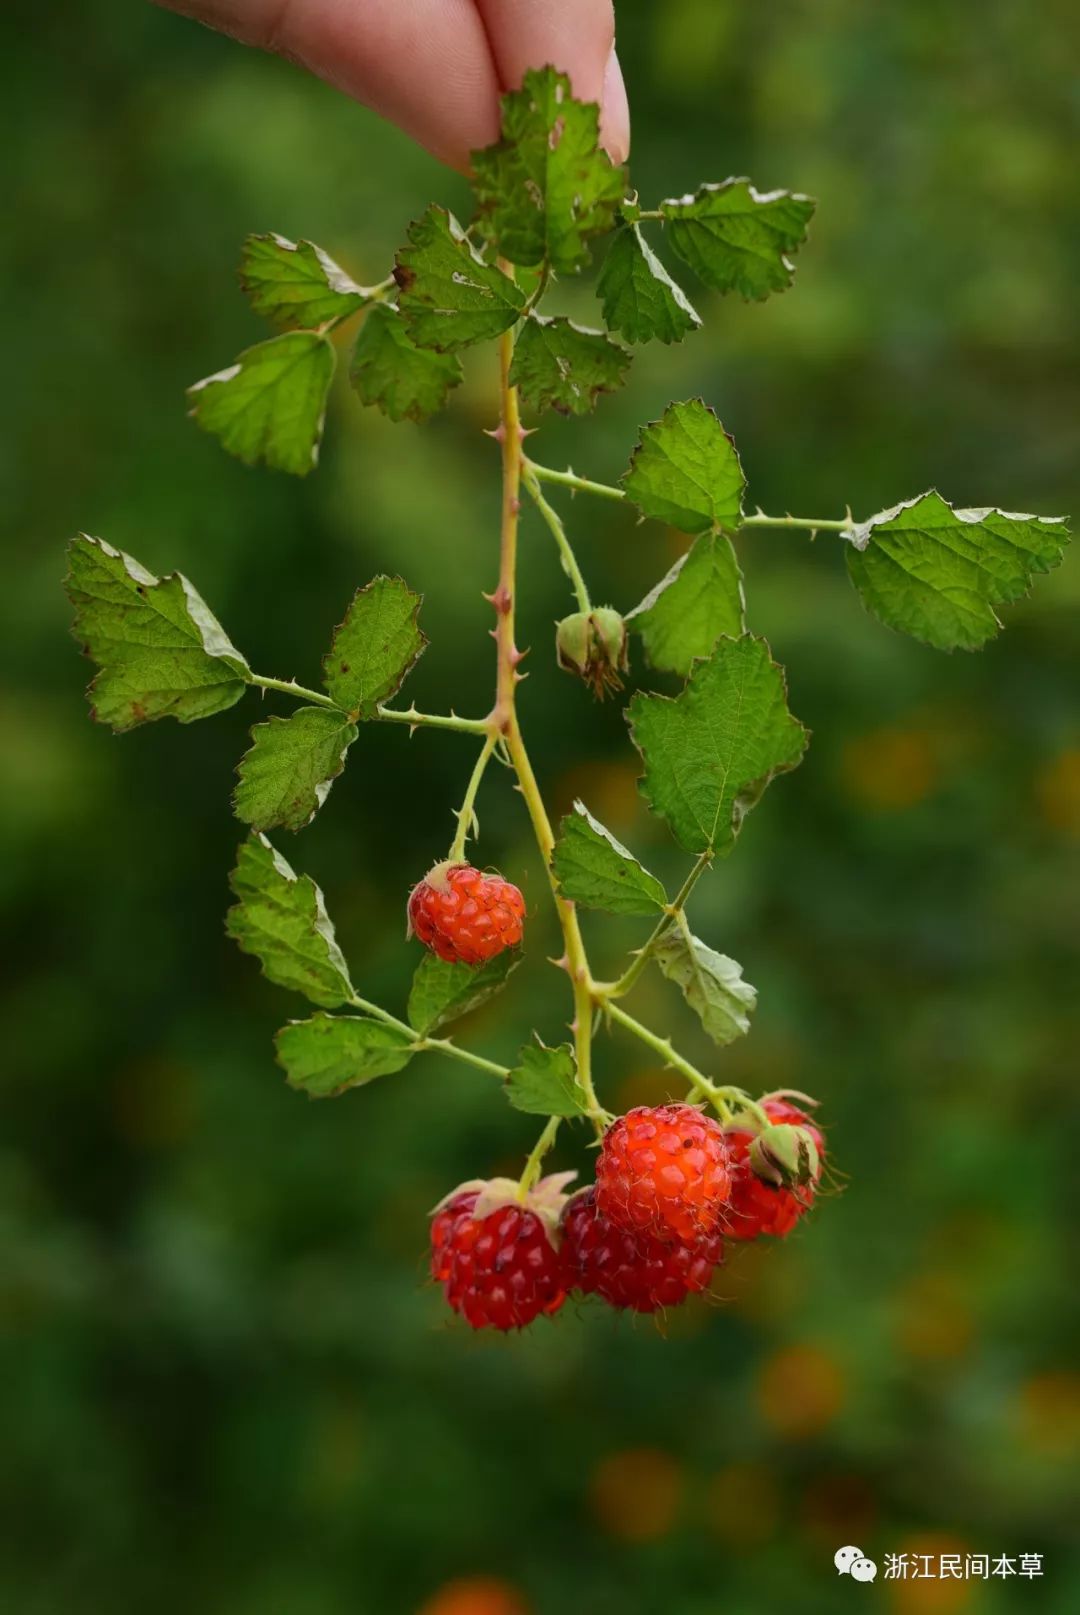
[3, 2, 1079, 1611]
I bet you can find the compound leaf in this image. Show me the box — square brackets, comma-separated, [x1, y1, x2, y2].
[324, 576, 426, 717]
[394, 207, 525, 350]
[471, 66, 625, 273]
[504, 1042, 587, 1118]
[510, 316, 630, 415]
[349, 303, 463, 423]
[628, 635, 808, 855]
[276, 1014, 414, 1098]
[623, 400, 746, 534]
[233, 706, 357, 833]
[551, 801, 667, 915]
[628, 531, 745, 676]
[661, 178, 815, 300]
[407, 950, 520, 1037]
[226, 834, 354, 1008]
[239, 233, 374, 330]
[845, 491, 1070, 651]
[188, 331, 335, 476]
[597, 223, 701, 344]
[654, 927, 756, 1047]
[65, 534, 249, 731]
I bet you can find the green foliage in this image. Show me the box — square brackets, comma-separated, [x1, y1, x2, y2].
[233, 707, 357, 832]
[597, 223, 701, 344]
[226, 835, 353, 1008]
[660, 179, 816, 300]
[276, 1014, 414, 1097]
[407, 951, 520, 1037]
[653, 928, 757, 1046]
[623, 400, 746, 533]
[510, 316, 630, 415]
[628, 636, 809, 855]
[628, 532, 745, 675]
[187, 331, 335, 475]
[349, 304, 462, 423]
[323, 576, 426, 716]
[551, 802, 667, 915]
[239, 232, 374, 330]
[471, 66, 625, 273]
[394, 207, 525, 350]
[65, 534, 249, 730]
[845, 491, 1070, 650]
[504, 1043, 586, 1117]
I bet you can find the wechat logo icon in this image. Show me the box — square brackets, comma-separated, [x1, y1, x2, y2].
[836, 1546, 878, 1583]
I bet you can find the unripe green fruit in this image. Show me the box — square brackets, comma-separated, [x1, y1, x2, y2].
[555, 607, 628, 697]
[748, 1122, 820, 1188]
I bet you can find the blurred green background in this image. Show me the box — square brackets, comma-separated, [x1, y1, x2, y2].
[3, 2, 1079, 1611]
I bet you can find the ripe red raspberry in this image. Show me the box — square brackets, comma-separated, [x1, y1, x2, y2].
[408, 861, 525, 966]
[595, 1104, 731, 1246]
[725, 1095, 825, 1241]
[429, 1177, 569, 1331]
[561, 1186, 723, 1313]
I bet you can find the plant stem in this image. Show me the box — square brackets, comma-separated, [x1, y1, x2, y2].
[603, 1000, 734, 1120]
[492, 321, 604, 1136]
[248, 674, 487, 733]
[517, 1115, 561, 1197]
[601, 849, 714, 1001]
[347, 993, 509, 1078]
[526, 461, 627, 503]
[448, 731, 499, 862]
[525, 463, 856, 535]
[521, 463, 593, 614]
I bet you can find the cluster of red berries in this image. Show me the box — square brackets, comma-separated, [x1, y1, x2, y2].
[430, 1097, 825, 1330]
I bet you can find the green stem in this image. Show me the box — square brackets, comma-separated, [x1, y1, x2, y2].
[525, 464, 856, 535]
[601, 850, 713, 1001]
[248, 674, 341, 710]
[521, 463, 593, 614]
[322, 276, 397, 333]
[448, 731, 499, 862]
[526, 461, 626, 503]
[518, 1115, 561, 1197]
[347, 993, 509, 1078]
[376, 704, 490, 734]
[604, 1001, 734, 1121]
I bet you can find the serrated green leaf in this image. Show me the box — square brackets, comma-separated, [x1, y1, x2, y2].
[845, 491, 1070, 651]
[628, 532, 745, 675]
[239, 233, 374, 330]
[551, 801, 667, 915]
[509, 316, 630, 415]
[597, 223, 701, 344]
[622, 400, 746, 534]
[65, 534, 249, 731]
[276, 1014, 414, 1098]
[504, 1043, 587, 1118]
[394, 207, 525, 351]
[323, 576, 426, 717]
[226, 835, 353, 1008]
[407, 950, 520, 1037]
[661, 179, 815, 300]
[471, 66, 625, 273]
[188, 331, 335, 476]
[233, 706, 357, 833]
[628, 635, 808, 855]
[349, 303, 463, 423]
[654, 928, 756, 1046]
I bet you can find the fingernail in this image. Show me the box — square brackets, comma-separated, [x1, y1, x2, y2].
[601, 46, 630, 165]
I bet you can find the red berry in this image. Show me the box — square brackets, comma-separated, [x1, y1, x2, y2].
[561, 1186, 723, 1313]
[595, 1104, 731, 1246]
[430, 1182, 567, 1331]
[725, 1096, 824, 1241]
[408, 861, 525, 966]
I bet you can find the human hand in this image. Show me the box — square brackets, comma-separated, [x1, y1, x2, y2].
[156, 0, 629, 171]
